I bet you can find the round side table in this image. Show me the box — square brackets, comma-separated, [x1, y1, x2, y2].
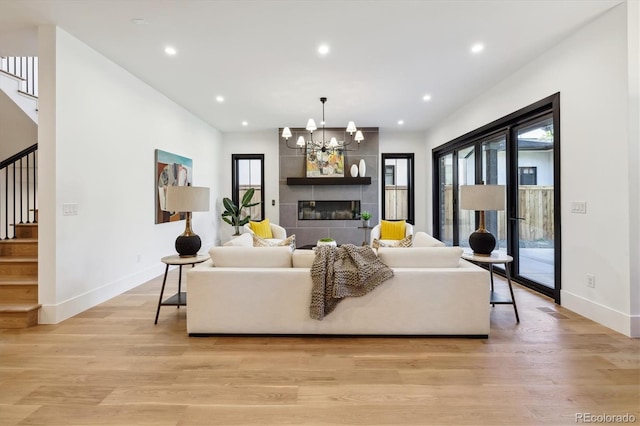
[155, 254, 209, 324]
[461, 250, 520, 323]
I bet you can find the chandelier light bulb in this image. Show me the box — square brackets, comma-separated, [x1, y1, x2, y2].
[355, 130, 364, 143]
[329, 137, 338, 148]
[296, 136, 305, 147]
[346, 121, 357, 134]
[282, 127, 292, 140]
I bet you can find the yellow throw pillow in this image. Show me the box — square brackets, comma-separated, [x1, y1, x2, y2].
[380, 220, 406, 240]
[249, 219, 273, 238]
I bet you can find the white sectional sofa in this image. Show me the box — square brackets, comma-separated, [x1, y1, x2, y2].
[186, 239, 491, 337]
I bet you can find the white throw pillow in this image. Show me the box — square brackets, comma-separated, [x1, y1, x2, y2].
[377, 247, 463, 268]
[413, 232, 446, 247]
[223, 233, 253, 247]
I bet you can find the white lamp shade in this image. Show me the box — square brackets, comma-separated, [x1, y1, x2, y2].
[296, 135, 306, 146]
[346, 121, 357, 134]
[281, 127, 292, 139]
[164, 185, 210, 212]
[460, 185, 505, 211]
[306, 119, 317, 132]
[329, 137, 338, 148]
[354, 130, 364, 142]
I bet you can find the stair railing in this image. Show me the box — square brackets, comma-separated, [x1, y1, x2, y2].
[0, 57, 38, 98]
[0, 144, 37, 239]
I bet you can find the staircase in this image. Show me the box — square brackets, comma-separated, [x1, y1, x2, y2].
[0, 212, 39, 328]
[0, 58, 40, 328]
[0, 145, 39, 328]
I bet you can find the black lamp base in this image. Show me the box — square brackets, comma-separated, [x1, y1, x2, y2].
[175, 234, 201, 257]
[469, 230, 496, 256]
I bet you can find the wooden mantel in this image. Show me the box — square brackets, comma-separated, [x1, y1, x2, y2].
[286, 177, 371, 185]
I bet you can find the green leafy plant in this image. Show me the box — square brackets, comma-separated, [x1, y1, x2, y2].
[360, 210, 372, 220]
[221, 188, 260, 235]
[319, 237, 335, 242]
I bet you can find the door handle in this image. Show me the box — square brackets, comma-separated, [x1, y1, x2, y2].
[509, 217, 525, 221]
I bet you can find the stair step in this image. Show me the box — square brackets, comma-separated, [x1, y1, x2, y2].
[0, 303, 40, 328]
[0, 282, 38, 303]
[10, 223, 38, 239]
[0, 257, 37, 276]
[0, 238, 38, 256]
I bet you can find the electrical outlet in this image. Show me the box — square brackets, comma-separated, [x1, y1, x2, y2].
[586, 274, 595, 288]
[571, 201, 587, 214]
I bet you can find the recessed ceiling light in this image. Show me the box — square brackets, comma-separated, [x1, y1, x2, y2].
[242, 121, 248, 126]
[398, 120, 404, 125]
[471, 43, 484, 54]
[318, 44, 330, 55]
[423, 94, 432, 101]
[215, 95, 224, 103]
[131, 18, 148, 25]
[164, 46, 177, 56]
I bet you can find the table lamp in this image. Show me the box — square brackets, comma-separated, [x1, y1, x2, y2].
[460, 184, 505, 256]
[164, 185, 210, 257]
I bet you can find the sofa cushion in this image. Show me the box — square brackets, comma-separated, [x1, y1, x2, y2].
[209, 246, 292, 268]
[249, 219, 273, 238]
[223, 233, 253, 247]
[380, 220, 406, 240]
[413, 232, 446, 247]
[372, 234, 413, 248]
[377, 247, 463, 268]
[292, 249, 316, 268]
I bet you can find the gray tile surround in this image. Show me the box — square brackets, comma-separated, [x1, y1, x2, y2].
[279, 127, 379, 247]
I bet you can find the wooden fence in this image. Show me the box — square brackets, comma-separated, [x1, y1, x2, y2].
[441, 185, 554, 242]
[384, 186, 408, 220]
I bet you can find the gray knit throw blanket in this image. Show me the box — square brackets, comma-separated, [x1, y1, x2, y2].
[310, 244, 394, 320]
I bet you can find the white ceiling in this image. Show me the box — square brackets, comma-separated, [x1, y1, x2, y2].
[0, 0, 623, 133]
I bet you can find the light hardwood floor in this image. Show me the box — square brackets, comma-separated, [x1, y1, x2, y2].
[1, 269, 638, 425]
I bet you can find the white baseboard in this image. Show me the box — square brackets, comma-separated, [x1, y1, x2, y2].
[38, 264, 166, 324]
[561, 290, 638, 337]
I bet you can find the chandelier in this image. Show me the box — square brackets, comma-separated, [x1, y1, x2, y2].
[281, 97, 364, 153]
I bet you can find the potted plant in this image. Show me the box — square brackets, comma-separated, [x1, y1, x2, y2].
[221, 188, 260, 235]
[316, 237, 337, 247]
[360, 210, 372, 227]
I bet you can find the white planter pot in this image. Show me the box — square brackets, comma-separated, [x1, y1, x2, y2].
[317, 240, 337, 247]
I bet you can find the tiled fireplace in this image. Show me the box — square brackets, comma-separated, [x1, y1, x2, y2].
[278, 127, 379, 246]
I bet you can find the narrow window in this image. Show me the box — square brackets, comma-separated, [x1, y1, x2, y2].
[381, 153, 414, 224]
[231, 154, 264, 221]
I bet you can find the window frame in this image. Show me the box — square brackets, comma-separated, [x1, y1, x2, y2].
[381, 153, 415, 225]
[231, 154, 265, 221]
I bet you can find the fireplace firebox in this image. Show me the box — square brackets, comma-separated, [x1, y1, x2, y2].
[298, 200, 360, 220]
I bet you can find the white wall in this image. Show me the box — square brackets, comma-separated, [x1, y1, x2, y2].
[627, 0, 640, 337]
[0, 88, 37, 161]
[37, 27, 223, 323]
[219, 131, 280, 243]
[425, 4, 638, 336]
[379, 130, 430, 233]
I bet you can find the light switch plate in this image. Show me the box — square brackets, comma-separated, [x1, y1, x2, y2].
[63, 203, 78, 216]
[570, 201, 586, 214]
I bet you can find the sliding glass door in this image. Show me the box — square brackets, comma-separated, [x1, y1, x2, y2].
[432, 94, 560, 302]
[512, 115, 555, 289]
